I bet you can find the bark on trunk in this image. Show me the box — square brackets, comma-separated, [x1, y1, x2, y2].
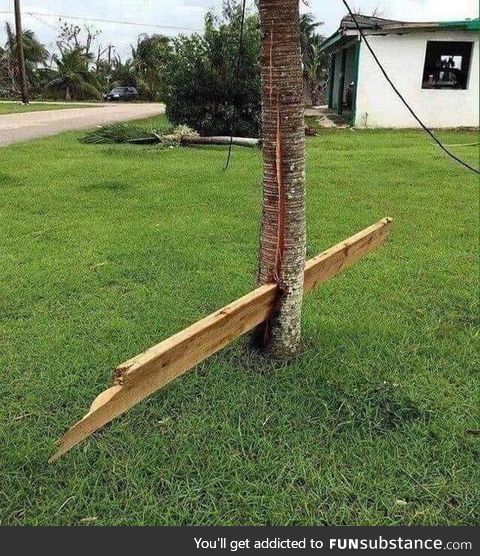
[255, 0, 306, 358]
[311, 83, 321, 107]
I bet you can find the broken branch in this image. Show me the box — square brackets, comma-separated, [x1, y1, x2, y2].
[127, 136, 260, 147]
[171, 136, 260, 148]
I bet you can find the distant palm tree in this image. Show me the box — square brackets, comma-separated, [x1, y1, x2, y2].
[131, 34, 172, 100]
[4, 22, 48, 66]
[299, 13, 322, 66]
[2, 22, 48, 95]
[0, 43, 7, 84]
[303, 34, 328, 105]
[299, 15, 327, 106]
[48, 48, 101, 101]
[110, 56, 137, 88]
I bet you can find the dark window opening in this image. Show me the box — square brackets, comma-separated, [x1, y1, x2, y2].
[422, 41, 473, 90]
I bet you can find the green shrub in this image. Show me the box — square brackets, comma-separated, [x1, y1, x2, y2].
[164, 3, 261, 137]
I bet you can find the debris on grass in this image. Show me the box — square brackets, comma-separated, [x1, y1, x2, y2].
[81, 123, 168, 145]
[79, 517, 99, 524]
[81, 123, 259, 149]
[171, 125, 200, 140]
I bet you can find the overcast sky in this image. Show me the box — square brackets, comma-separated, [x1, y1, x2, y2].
[0, 0, 478, 59]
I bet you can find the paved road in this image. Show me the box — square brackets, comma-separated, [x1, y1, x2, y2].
[0, 103, 165, 146]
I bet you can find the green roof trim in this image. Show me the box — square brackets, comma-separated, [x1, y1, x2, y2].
[320, 17, 480, 53]
[320, 31, 342, 53]
[439, 19, 480, 31]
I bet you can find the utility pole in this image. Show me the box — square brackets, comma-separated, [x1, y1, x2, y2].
[106, 44, 113, 92]
[13, 0, 29, 105]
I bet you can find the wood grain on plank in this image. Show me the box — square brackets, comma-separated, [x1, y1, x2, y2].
[50, 217, 392, 462]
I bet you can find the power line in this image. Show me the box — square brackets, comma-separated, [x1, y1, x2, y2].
[0, 10, 201, 32]
[224, 0, 248, 171]
[342, 0, 480, 175]
[26, 12, 58, 33]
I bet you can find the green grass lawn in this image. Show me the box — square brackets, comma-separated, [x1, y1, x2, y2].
[0, 102, 96, 115]
[0, 117, 478, 525]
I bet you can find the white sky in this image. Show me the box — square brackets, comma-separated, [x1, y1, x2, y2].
[0, 0, 478, 59]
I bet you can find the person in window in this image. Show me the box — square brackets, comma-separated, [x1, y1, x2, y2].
[434, 58, 443, 83]
[444, 57, 456, 85]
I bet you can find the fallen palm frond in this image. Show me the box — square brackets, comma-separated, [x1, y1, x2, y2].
[81, 123, 260, 148]
[81, 122, 164, 145]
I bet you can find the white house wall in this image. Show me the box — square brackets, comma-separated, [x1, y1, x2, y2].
[355, 31, 479, 128]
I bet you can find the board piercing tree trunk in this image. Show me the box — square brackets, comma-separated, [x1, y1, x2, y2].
[256, 0, 307, 358]
[48, 1, 394, 462]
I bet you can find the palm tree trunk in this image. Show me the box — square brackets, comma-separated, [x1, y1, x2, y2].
[311, 82, 320, 106]
[255, 0, 306, 358]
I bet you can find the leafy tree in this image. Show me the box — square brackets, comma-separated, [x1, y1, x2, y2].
[47, 48, 101, 101]
[299, 14, 328, 105]
[303, 34, 329, 105]
[299, 13, 321, 65]
[1, 22, 48, 96]
[56, 22, 101, 57]
[131, 34, 172, 101]
[164, 2, 261, 136]
[54, 21, 116, 94]
[0, 42, 7, 91]
[110, 56, 137, 88]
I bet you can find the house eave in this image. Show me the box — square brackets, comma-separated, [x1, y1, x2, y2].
[365, 20, 480, 34]
[320, 17, 480, 53]
[320, 30, 359, 53]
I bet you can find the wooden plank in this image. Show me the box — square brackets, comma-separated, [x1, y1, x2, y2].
[50, 285, 277, 463]
[304, 217, 393, 292]
[50, 217, 392, 462]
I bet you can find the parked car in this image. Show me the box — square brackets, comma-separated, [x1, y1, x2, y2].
[104, 87, 139, 102]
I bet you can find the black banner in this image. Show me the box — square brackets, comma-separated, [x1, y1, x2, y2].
[0, 526, 478, 554]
